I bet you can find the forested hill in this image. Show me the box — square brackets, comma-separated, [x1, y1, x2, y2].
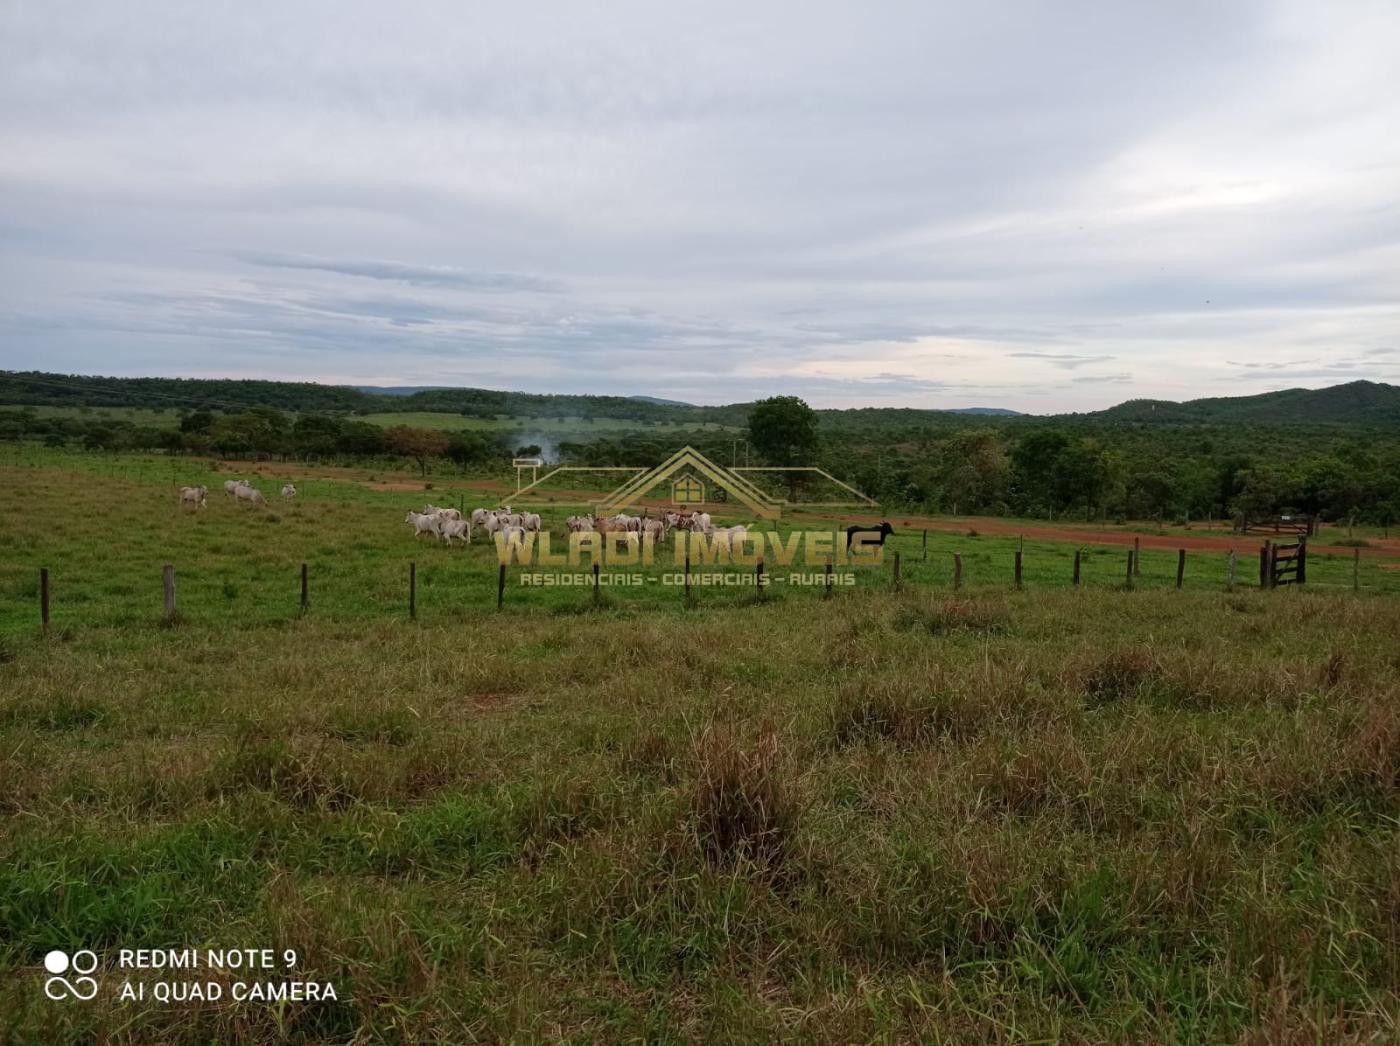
[1081, 380, 1400, 427]
[0, 369, 1396, 428]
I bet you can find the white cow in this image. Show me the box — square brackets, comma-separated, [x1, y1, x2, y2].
[234, 484, 266, 507]
[470, 507, 494, 525]
[640, 518, 666, 541]
[704, 524, 747, 541]
[404, 511, 440, 538]
[566, 515, 593, 532]
[179, 485, 207, 509]
[281, 484, 297, 499]
[223, 479, 247, 497]
[481, 513, 504, 535]
[425, 504, 461, 520]
[496, 524, 527, 545]
[498, 512, 524, 528]
[438, 518, 472, 545]
[521, 512, 542, 532]
[686, 513, 712, 532]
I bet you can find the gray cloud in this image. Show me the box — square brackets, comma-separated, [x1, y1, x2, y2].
[231, 251, 562, 292]
[1006, 352, 1117, 370]
[0, 1, 1398, 411]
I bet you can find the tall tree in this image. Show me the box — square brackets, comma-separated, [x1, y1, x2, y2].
[747, 396, 818, 467]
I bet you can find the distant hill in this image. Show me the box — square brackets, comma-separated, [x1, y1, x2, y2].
[356, 385, 457, 397]
[1084, 380, 1400, 426]
[1, 370, 1393, 429]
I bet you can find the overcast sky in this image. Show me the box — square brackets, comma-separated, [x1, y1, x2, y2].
[2, 1, 1398, 412]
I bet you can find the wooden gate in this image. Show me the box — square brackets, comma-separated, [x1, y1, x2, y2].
[1262, 540, 1307, 587]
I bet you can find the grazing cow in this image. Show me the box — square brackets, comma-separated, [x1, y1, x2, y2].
[496, 524, 528, 546]
[234, 484, 266, 507]
[470, 507, 493, 525]
[521, 512, 542, 532]
[498, 512, 524, 528]
[281, 484, 297, 499]
[481, 513, 504, 535]
[566, 515, 593, 532]
[223, 479, 246, 497]
[686, 513, 712, 532]
[179, 485, 207, 509]
[404, 511, 440, 538]
[640, 518, 666, 541]
[846, 521, 894, 550]
[438, 518, 471, 545]
[703, 524, 747, 541]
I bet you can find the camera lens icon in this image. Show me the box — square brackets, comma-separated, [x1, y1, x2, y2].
[43, 949, 98, 1001]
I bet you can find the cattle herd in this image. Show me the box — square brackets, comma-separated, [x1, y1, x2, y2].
[401, 505, 748, 548]
[177, 482, 895, 553]
[176, 479, 296, 510]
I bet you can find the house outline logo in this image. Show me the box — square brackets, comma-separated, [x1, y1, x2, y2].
[597, 446, 784, 519]
[507, 444, 878, 518]
[671, 475, 704, 505]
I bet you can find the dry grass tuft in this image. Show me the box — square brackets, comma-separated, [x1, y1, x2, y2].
[1079, 647, 1161, 706]
[895, 597, 1008, 636]
[685, 723, 797, 869]
[830, 680, 984, 747]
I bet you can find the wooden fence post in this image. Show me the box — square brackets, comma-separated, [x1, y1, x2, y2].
[893, 551, 902, 589]
[300, 562, 309, 613]
[409, 562, 417, 619]
[1259, 543, 1270, 588]
[953, 553, 963, 590]
[593, 562, 600, 607]
[1297, 540, 1307, 586]
[1133, 537, 1141, 576]
[684, 554, 692, 602]
[1227, 550, 1237, 591]
[1125, 550, 1134, 589]
[163, 563, 176, 620]
[824, 558, 832, 599]
[497, 563, 506, 609]
[1176, 549, 1186, 590]
[756, 558, 765, 598]
[39, 567, 49, 632]
[1072, 549, 1081, 588]
[922, 528, 927, 562]
[1353, 547, 1360, 593]
[1014, 550, 1023, 590]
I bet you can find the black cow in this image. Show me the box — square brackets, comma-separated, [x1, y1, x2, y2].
[846, 520, 894, 550]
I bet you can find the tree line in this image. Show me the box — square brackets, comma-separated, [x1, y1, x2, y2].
[3, 395, 1398, 525]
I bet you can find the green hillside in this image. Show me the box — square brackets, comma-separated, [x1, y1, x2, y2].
[1089, 380, 1400, 427]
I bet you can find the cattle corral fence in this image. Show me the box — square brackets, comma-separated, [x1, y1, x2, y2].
[1240, 514, 1319, 537]
[28, 537, 1388, 633]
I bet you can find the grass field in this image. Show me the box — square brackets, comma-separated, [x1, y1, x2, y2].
[3, 451, 1399, 1040]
